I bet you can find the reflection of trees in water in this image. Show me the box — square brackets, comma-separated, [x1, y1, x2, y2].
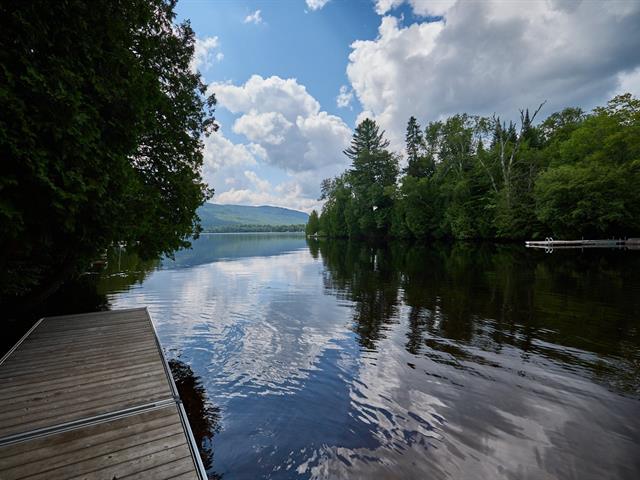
[169, 358, 222, 478]
[2, 247, 159, 355]
[95, 247, 160, 295]
[307, 238, 320, 259]
[315, 240, 640, 395]
[318, 241, 403, 350]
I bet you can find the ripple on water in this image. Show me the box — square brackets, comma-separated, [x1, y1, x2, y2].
[99, 238, 640, 479]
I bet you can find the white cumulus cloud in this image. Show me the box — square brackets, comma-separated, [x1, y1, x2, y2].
[244, 9, 263, 24]
[204, 75, 353, 212]
[616, 67, 640, 97]
[306, 0, 330, 11]
[375, 0, 456, 17]
[215, 180, 321, 213]
[347, 1, 640, 148]
[233, 111, 293, 145]
[214, 75, 320, 119]
[336, 85, 354, 109]
[202, 130, 257, 173]
[211, 75, 351, 172]
[244, 170, 271, 192]
[200, 131, 256, 196]
[190, 36, 222, 74]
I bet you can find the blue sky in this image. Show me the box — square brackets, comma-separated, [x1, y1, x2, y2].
[178, 0, 381, 126]
[175, 0, 640, 212]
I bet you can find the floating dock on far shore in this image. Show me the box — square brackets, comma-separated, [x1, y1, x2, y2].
[525, 238, 639, 249]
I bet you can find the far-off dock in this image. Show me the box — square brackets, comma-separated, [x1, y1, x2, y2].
[525, 238, 640, 249]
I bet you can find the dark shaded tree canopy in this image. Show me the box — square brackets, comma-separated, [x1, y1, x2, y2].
[0, 0, 217, 308]
[305, 210, 320, 236]
[405, 117, 423, 167]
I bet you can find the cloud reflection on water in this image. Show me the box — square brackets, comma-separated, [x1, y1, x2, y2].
[102, 236, 640, 479]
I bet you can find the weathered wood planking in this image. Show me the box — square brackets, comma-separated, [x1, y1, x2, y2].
[0, 308, 207, 480]
[0, 404, 196, 480]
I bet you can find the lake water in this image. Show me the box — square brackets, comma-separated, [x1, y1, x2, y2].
[93, 234, 639, 479]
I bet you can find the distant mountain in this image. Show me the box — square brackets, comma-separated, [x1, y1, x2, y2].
[197, 203, 309, 231]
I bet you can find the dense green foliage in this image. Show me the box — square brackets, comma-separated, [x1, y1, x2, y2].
[319, 94, 640, 240]
[198, 203, 308, 228]
[0, 0, 216, 307]
[319, 119, 399, 238]
[305, 210, 320, 236]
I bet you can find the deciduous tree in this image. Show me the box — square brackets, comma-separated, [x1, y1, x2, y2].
[0, 0, 217, 308]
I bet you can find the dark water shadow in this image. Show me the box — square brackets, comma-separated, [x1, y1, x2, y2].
[169, 358, 223, 479]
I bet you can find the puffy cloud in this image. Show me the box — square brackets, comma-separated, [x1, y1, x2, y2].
[201, 129, 274, 203]
[211, 75, 351, 172]
[203, 76, 352, 211]
[233, 111, 293, 145]
[243, 170, 271, 192]
[201, 132, 295, 208]
[616, 67, 640, 97]
[190, 36, 222, 73]
[296, 111, 351, 170]
[347, 1, 640, 147]
[215, 75, 319, 119]
[244, 9, 263, 24]
[336, 85, 354, 109]
[306, 0, 330, 11]
[375, 0, 456, 17]
[202, 130, 257, 173]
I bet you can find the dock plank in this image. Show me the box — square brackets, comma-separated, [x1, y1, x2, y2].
[0, 404, 198, 480]
[0, 308, 206, 479]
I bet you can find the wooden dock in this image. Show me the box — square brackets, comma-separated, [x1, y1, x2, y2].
[525, 238, 629, 249]
[0, 308, 207, 479]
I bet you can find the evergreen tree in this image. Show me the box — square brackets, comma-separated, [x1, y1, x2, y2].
[521, 108, 541, 148]
[305, 210, 320, 236]
[490, 118, 502, 149]
[343, 118, 390, 161]
[523, 109, 531, 134]
[348, 119, 397, 191]
[405, 116, 424, 177]
[507, 121, 518, 143]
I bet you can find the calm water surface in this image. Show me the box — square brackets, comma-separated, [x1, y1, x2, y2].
[96, 234, 640, 479]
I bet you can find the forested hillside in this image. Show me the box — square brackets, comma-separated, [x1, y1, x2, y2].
[310, 94, 640, 240]
[198, 203, 308, 231]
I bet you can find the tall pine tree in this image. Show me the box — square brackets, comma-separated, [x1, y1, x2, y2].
[343, 118, 390, 161]
[404, 116, 426, 177]
[305, 210, 320, 236]
[346, 119, 398, 235]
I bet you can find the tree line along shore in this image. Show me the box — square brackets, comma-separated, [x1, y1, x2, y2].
[306, 94, 640, 241]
